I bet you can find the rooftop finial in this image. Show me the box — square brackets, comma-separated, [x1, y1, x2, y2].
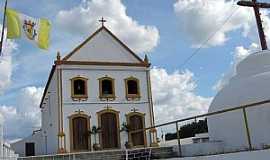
[57, 51, 61, 61]
[144, 54, 149, 64]
[98, 17, 107, 27]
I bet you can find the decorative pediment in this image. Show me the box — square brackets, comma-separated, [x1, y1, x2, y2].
[62, 26, 144, 64]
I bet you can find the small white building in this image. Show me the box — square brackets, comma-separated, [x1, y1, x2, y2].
[12, 26, 158, 156]
[208, 50, 270, 152]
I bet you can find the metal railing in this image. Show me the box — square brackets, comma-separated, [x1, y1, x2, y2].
[19, 148, 153, 160]
[130, 99, 270, 157]
[18, 99, 270, 159]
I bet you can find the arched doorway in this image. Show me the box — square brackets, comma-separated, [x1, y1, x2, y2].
[98, 109, 120, 149]
[69, 114, 90, 152]
[127, 112, 146, 147]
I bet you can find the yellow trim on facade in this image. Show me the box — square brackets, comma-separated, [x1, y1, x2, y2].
[56, 67, 61, 152]
[59, 68, 66, 153]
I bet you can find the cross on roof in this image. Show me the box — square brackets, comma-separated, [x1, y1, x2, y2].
[103, 97, 112, 110]
[98, 17, 107, 27]
[75, 109, 84, 114]
[104, 105, 112, 110]
[237, 0, 270, 50]
[131, 108, 139, 112]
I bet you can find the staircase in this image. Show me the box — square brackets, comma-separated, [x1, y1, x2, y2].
[18, 147, 177, 160]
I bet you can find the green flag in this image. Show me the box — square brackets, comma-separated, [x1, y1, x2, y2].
[6, 8, 51, 50]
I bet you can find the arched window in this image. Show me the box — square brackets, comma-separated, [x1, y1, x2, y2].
[125, 77, 140, 99]
[99, 77, 115, 99]
[71, 77, 88, 99]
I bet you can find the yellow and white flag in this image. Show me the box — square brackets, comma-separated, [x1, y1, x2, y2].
[6, 8, 51, 50]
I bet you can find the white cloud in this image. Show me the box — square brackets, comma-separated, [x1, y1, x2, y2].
[151, 67, 212, 125]
[56, 0, 159, 53]
[242, 11, 270, 45]
[0, 39, 17, 94]
[174, 0, 260, 47]
[0, 26, 18, 141]
[0, 68, 212, 140]
[0, 86, 43, 140]
[213, 43, 259, 91]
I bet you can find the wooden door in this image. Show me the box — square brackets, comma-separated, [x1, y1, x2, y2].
[100, 112, 119, 149]
[72, 117, 89, 150]
[25, 142, 35, 156]
[129, 115, 145, 146]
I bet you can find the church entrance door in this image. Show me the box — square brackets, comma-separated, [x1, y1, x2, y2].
[72, 117, 89, 151]
[129, 114, 145, 147]
[100, 112, 119, 149]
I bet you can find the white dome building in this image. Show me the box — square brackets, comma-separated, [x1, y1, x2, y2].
[208, 50, 270, 152]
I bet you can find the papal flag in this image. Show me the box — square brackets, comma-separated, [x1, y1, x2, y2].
[6, 8, 51, 50]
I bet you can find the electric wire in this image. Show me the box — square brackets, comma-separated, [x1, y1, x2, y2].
[178, 6, 240, 69]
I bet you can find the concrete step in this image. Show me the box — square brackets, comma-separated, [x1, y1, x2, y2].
[151, 147, 178, 159]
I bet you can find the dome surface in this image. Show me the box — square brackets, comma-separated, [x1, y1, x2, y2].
[208, 50, 270, 151]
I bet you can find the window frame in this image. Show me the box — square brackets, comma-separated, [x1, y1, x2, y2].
[71, 77, 88, 100]
[125, 111, 147, 148]
[98, 76, 115, 100]
[125, 77, 140, 100]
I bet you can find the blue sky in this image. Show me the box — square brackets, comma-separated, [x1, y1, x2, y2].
[0, 0, 268, 140]
[0, 0, 253, 98]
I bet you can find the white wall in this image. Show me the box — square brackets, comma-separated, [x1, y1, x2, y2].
[179, 149, 270, 160]
[61, 65, 149, 103]
[11, 65, 153, 156]
[40, 69, 59, 155]
[61, 65, 152, 152]
[11, 131, 44, 156]
[174, 142, 224, 157]
[208, 51, 270, 151]
[67, 29, 140, 63]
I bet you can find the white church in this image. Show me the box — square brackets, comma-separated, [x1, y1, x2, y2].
[11, 25, 158, 156]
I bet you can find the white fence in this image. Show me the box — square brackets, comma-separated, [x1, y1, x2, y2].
[18, 148, 154, 160]
[1, 143, 18, 160]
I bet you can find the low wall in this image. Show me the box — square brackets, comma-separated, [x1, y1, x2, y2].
[182, 141, 224, 157]
[179, 149, 270, 160]
[170, 141, 224, 157]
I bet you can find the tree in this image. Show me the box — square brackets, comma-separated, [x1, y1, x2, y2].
[165, 119, 208, 140]
[89, 125, 101, 150]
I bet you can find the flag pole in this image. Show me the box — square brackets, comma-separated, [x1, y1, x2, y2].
[0, 0, 8, 56]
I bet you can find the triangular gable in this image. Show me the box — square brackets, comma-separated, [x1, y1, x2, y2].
[62, 26, 144, 63]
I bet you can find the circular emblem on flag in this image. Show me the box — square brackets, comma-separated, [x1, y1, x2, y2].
[23, 20, 37, 40]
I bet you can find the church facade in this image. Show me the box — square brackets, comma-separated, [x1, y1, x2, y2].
[12, 26, 158, 156]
